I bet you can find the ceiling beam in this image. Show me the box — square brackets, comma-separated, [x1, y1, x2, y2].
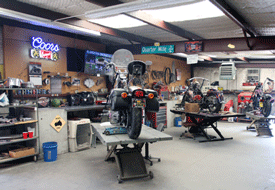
[126, 11, 203, 40]
[86, 0, 203, 40]
[209, 0, 259, 37]
[85, 0, 122, 7]
[0, 0, 155, 44]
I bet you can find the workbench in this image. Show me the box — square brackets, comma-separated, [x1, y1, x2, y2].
[91, 122, 173, 183]
[170, 109, 245, 142]
[246, 111, 274, 137]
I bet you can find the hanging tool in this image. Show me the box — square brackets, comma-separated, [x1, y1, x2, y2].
[170, 61, 176, 83]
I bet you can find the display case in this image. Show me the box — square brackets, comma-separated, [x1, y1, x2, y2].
[0, 88, 39, 163]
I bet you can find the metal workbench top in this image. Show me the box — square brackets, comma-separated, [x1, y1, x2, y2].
[246, 111, 275, 120]
[91, 122, 173, 146]
[65, 105, 105, 111]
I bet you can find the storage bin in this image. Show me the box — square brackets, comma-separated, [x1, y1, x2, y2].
[42, 142, 58, 162]
[174, 117, 182, 127]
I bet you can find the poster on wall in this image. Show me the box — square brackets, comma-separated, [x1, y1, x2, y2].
[29, 62, 42, 85]
[184, 41, 203, 53]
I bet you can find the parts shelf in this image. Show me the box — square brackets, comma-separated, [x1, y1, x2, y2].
[0, 88, 39, 164]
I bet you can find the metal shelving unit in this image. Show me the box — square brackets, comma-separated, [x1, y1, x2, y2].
[0, 88, 39, 163]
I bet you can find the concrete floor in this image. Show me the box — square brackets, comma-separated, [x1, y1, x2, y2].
[1, 121, 275, 190]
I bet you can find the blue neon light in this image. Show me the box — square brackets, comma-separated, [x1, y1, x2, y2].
[31, 37, 60, 52]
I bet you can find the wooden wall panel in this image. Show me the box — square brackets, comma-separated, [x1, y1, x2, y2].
[3, 25, 107, 94]
[134, 54, 191, 91]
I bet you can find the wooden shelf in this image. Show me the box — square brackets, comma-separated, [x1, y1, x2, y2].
[0, 153, 38, 164]
[0, 120, 38, 128]
[0, 136, 38, 146]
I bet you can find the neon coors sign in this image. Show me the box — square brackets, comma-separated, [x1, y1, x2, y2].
[30, 37, 59, 61]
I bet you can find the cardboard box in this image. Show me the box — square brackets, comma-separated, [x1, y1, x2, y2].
[185, 102, 200, 113]
[9, 147, 35, 158]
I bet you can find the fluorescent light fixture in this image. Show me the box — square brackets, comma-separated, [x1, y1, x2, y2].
[0, 8, 101, 37]
[208, 54, 217, 58]
[144, 0, 224, 22]
[172, 53, 188, 57]
[228, 43, 235, 49]
[85, 0, 200, 19]
[89, 14, 146, 29]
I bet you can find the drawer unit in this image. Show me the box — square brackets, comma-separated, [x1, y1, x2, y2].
[146, 106, 167, 128]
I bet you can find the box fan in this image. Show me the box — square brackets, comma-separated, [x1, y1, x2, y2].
[67, 118, 92, 152]
[219, 62, 236, 80]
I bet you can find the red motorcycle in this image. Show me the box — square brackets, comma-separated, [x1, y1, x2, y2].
[180, 77, 224, 113]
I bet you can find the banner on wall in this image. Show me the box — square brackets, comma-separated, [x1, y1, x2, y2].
[29, 62, 42, 85]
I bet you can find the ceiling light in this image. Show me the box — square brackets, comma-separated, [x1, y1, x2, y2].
[89, 14, 146, 29]
[85, 0, 200, 19]
[144, 0, 224, 22]
[172, 53, 188, 57]
[0, 8, 101, 36]
[228, 44, 235, 49]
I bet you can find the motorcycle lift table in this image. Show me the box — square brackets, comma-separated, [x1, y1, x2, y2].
[246, 112, 274, 137]
[170, 109, 245, 142]
[91, 122, 173, 183]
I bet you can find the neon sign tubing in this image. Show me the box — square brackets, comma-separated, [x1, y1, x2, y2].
[32, 37, 60, 52]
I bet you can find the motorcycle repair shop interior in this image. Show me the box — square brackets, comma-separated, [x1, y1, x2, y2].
[2, 1, 275, 188]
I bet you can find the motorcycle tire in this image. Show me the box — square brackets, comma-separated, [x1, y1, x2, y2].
[127, 108, 142, 139]
[207, 94, 222, 113]
[262, 99, 272, 117]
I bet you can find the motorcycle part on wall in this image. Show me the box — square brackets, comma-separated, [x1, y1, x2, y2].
[42, 78, 50, 85]
[50, 77, 62, 94]
[84, 78, 95, 88]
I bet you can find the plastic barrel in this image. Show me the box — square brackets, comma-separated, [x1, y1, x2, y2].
[42, 142, 58, 162]
[174, 117, 182, 127]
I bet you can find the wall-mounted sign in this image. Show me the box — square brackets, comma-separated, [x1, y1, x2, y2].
[141, 45, 174, 54]
[50, 115, 66, 133]
[187, 54, 199, 64]
[30, 37, 59, 61]
[184, 41, 203, 53]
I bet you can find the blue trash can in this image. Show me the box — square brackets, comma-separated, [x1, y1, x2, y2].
[174, 117, 182, 127]
[42, 142, 58, 162]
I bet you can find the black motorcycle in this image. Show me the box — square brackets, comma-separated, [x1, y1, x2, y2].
[179, 77, 224, 113]
[105, 49, 159, 139]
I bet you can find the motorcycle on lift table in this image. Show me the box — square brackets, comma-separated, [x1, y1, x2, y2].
[179, 77, 224, 113]
[104, 49, 159, 139]
[250, 77, 274, 117]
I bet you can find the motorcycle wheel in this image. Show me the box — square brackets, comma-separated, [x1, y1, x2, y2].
[127, 108, 142, 139]
[262, 99, 272, 117]
[207, 94, 222, 113]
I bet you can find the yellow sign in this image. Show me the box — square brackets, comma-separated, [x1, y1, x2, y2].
[50, 115, 66, 132]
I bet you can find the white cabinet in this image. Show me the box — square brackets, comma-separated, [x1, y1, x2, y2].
[0, 88, 39, 163]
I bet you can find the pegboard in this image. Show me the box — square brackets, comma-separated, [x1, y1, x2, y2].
[134, 54, 191, 91]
